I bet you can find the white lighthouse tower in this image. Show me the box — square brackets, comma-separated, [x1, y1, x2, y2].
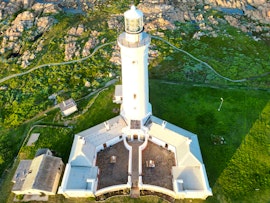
[117, 5, 152, 130]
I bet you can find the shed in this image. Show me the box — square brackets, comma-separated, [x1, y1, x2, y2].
[59, 98, 78, 116]
[113, 85, 122, 104]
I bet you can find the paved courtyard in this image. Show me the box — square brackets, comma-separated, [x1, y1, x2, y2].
[96, 141, 129, 189]
[142, 141, 176, 190]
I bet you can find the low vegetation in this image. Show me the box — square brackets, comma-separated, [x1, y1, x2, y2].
[0, 2, 269, 203]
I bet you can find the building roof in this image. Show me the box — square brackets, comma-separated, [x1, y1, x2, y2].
[149, 116, 209, 192]
[61, 116, 127, 192]
[12, 154, 63, 193]
[114, 85, 122, 97]
[149, 116, 203, 164]
[59, 98, 77, 112]
[12, 160, 32, 191]
[66, 166, 98, 190]
[35, 148, 52, 157]
[172, 166, 205, 190]
[77, 115, 127, 147]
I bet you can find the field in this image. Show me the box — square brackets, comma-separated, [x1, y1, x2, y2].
[1, 81, 269, 203]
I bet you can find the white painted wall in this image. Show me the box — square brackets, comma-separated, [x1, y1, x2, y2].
[118, 33, 151, 123]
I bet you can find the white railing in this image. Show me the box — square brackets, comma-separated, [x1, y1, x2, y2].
[123, 137, 132, 175]
[118, 33, 151, 48]
[140, 184, 176, 198]
[138, 138, 148, 175]
[95, 184, 130, 196]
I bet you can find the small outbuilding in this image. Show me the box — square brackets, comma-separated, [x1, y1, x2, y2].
[113, 85, 122, 104]
[59, 98, 78, 116]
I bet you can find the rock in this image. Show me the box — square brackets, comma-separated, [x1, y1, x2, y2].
[32, 3, 61, 14]
[82, 31, 100, 57]
[196, 13, 204, 21]
[76, 24, 84, 36]
[36, 39, 44, 52]
[36, 16, 55, 33]
[224, 15, 239, 27]
[208, 15, 218, 25]
[67, 25, 84, 36]
[64, 25, 86, 61]
[108, 15, 124, 32]
[0, 2, 20, 20]
[85, 81, 91, 87]
[21, 50, 35, 68]
[12, 11, 35, 29]
[109, 44, 121, 65]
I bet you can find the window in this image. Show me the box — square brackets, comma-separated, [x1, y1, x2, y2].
[125, 18, 143, 33]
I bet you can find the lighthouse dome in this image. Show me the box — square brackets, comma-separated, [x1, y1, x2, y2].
[124, 5, 144, 34]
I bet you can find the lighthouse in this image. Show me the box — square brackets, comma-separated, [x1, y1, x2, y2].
[117, 5, 152, 130]
[59, 6, 212, 199]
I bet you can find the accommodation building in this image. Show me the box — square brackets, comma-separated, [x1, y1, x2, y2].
[12, 149, 64, 196]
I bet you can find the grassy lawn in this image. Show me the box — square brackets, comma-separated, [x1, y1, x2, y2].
[2, 81, 269, 203]
[150, 80, 270, 202]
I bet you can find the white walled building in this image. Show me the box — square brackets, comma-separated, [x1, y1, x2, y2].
[59, 98, 78, 117]
[59, 6, 212, 200]
[12, 149, 64, 196]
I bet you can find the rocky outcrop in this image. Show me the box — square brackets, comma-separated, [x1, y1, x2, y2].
[36, 16, 55, 33]
[32, 3, 61, 15]
[82, 31, 100, 57]
[0, 5, 57, 67]
[0, 2, 21, 20]
[0, 0, 269, 69]
[135, 0, 269, 38]
[1, 11, 35, 55]
[109, 44, 120, 65]
[64, 25, 85, 61]
[108, 15, 124, 32]
[64, 24, 104, 61]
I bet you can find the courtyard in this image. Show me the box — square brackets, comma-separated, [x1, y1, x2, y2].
[96, 141, 129, 189]
[142, 141, 176, 190]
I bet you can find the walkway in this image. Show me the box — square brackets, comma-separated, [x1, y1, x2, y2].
[1, 36, 269, 85]
[0, 41, 115, 84]
[128, 140, 143, 198]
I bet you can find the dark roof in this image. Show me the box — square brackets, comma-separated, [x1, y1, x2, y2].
[12, 160, 32, 191]
[32, 155, 63, 191]
[22, 155, 63, 192]
[35, 148, 52, 157]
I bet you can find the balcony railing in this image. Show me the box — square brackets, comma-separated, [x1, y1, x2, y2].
[118, 32, 151, 48]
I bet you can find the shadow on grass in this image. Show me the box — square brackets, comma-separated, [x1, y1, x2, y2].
[149, 80, 270, 197]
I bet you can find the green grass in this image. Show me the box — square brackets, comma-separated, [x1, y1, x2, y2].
[74, 86, 120, 133]
[150, 25, 270, 89]
[215, 101, 270, 202]
[1, 79, 270, 203]
[150, 80, 270, 202]
[19, 126, 74, 162]
[0, 5, 270, 202]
